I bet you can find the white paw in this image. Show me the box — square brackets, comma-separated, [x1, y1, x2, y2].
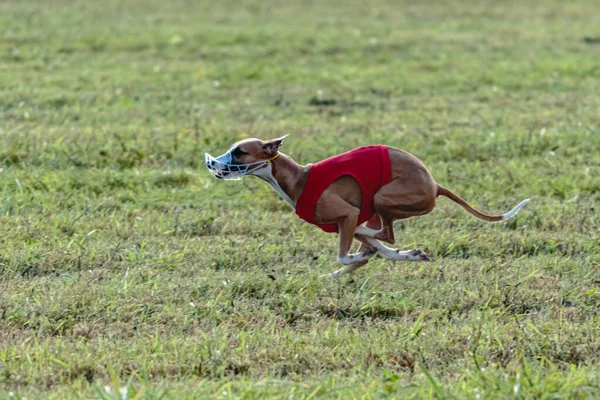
[337, 248, 378, 265]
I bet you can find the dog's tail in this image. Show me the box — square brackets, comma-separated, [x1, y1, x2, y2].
[437, 185, 529, 222]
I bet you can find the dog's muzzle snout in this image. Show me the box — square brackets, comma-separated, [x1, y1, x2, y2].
[205, 152, 269, 180]
[205, 155, 225, 179]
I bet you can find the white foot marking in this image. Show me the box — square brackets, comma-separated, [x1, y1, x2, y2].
[359, 236, 431, 261]
[354, 215, 383, 238]
[354, 224, 382, 238]
[382, 248, 431, 261]
[337, 247, 377, 265]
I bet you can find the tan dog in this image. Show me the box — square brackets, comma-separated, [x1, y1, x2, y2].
[205, 137, 528, 277]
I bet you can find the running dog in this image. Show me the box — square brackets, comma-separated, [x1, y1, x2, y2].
[205, 136, 528, 277]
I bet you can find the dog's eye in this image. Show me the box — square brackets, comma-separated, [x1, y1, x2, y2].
[232, 147, 247, 157]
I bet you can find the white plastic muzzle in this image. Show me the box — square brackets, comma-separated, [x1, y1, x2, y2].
[205, 152, 275, 180]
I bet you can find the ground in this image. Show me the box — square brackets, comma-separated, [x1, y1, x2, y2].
[1, 0, 600, 398]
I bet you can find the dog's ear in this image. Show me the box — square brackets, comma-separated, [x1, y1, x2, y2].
[263, 135, 288, 156]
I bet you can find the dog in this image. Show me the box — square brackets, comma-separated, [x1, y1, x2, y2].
[205, 136, 529, 277]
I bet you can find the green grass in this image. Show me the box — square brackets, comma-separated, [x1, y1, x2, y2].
[1, 0, 600, 398]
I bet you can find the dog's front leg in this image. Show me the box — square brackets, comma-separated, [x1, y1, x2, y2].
[328, 242, 371, 278]
[329, 260, 370, 278]
[314, 194, 377, 278]
[336, 209, 377, 265]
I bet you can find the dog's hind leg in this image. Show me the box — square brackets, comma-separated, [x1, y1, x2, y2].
[355, 234, 431, 262]
[370, 174, 437, 244]
[353, 213, 400, 247]
[354, 214, 383, 238]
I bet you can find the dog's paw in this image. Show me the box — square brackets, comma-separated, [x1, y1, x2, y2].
[412, 249, 432, 261]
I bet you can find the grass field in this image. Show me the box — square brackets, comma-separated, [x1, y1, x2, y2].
[1, 0, 600, 398]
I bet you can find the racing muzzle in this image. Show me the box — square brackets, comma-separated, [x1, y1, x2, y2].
[205, 152, 279, 180]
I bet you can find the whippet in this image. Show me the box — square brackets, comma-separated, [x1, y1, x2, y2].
[205, 136, 528, 277]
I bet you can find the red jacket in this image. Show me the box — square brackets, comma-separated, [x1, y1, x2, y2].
[295, 145, 392, 233]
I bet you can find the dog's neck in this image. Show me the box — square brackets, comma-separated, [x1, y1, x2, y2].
[251, 152, 310, 209]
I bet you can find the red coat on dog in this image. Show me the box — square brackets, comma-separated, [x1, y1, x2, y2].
[295, 145, 392, 233]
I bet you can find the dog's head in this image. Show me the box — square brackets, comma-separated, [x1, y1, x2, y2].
[205, 136, 287, 180]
